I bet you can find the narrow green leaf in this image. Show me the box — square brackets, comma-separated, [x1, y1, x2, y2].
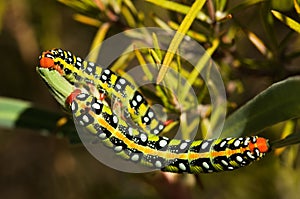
[123, 0, 138, 15]
[152, 15, 173, 30]
[179, 38, 220, 101]
[221, 76, 300, 138]
[73, 14, 102, 27]
[146, 0, 210, 22]
[89, 22, 111, 62]
[121, 5, 136, 28]
[0, 97, 80, 143]
[0, 97, 32, 128]
[156, 0, 207, 84]
[134, 47, 153, 81]
[227, 0, 265, 14]
[294, 0, 300, 14]
[168, 21, 207, 42]
[246, 30, 271, 57]
[152, 33, 163, 61]
[271, 10, 300, 34]
[272, 132, 300, 148]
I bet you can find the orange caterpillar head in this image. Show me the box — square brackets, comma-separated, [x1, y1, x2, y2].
[38, 50, 64, 74]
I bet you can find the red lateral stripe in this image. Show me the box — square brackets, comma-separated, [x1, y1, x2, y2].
[66, 89, 83, 105]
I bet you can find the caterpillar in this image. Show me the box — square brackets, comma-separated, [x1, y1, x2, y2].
[38, 48, 168, 136]
[37, 49, 270, 173]
[69, 90, 269, 173]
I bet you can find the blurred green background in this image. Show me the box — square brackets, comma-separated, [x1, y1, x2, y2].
[0, 0, 300, 199]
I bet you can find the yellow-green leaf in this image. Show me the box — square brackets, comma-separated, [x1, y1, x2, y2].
[294, 0, 300, 14]
[146, 0, 210, 22]
[156, 0, 207, 84]
[271, 10, 300, 34]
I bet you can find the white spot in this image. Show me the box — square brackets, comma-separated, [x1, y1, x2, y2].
[221, 160, 228, 166]
[87, 67, 92, 72]
[244, 137, 250, 146]
[89, 62, 95, 66]
[159, 139, 168, 147]
[131, 154, 140, 161]
[226, 138, 232, 141]
[201, 141, 209, 150]
[71, 102, 76, 111]
[247, 151, 255, 159]
[99, 133, 106, 139]
[97, 99, 102, 104]
[104, 69, 110, 74]
[140, 133, 147, 142]
[236, 156, 243, 162]
[239, 137, 244, 141]
[79, 121, 84, 126]
[119, 78, 126, 84]
[148, 111, 154, 118]
[234, 140, 241, 147]
[128, 127, 133, 136]
[114, 146, 123, 152]
[113, 115, 118, 124]
[180, 142, 188, 150]
[45, 54, 51, 58]
[220, 140, 227, 148]
[155, 161, 162, 168]
[77, 57, 82, 62]
[136, 94, 142, 102]
[92, 102, 101, 110]
[116, 84, 121, 90]
[153, 129, 159, 135]
[101, 75, 107, 80]
[179, 163, 186, 171]
[82, 115, 89, 123]
[143, 116, 149, 123]
[255, 148, 260, 157]
[202, 162, 210, 169]
[228, 166, 234, 170]
[77, 93, 86, 99]
[158, 125, 164, 130]
[132, 100, 137, 107]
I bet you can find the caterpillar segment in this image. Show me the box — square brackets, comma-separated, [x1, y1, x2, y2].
[69, 91, 270, 173]
[38, 48, 167, 135]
